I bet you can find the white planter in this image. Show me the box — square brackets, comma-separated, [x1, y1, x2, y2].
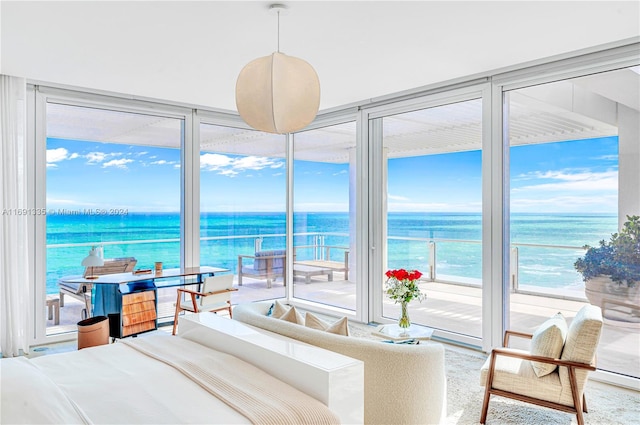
[585, 275, 640, 327]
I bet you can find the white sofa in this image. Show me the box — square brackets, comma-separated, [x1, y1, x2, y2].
[233, 301, 446, 425]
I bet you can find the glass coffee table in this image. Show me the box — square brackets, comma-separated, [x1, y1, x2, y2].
[371, 324, 434, 341]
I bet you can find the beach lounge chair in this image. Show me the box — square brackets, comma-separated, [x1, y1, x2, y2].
[58, 257, 137, 317]
[237, 249, 286, 288]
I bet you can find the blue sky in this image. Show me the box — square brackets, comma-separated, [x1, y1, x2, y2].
[46, 136, 618, 213]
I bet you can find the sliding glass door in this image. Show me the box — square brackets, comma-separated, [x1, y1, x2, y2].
[505, 66, 640, 379]
[372, 95, 484, 339]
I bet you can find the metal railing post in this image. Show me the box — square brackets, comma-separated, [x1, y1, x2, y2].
[254, 237, 263, 253]
[428, 241, 436, 281]
[510, 246, 519, 292]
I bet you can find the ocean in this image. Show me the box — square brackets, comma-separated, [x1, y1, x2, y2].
[46, 212, 618, 295]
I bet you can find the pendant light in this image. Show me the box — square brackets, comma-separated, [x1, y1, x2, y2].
[235, 3, 320, 134]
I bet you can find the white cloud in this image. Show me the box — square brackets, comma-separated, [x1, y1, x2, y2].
[102, 158, 134, 169]
[219, 169, 239, 177]
[513, 169, 618, 193]
[593, 154, 618, 161]
[511, 194, 617, 213]
[200, 153, 283, 176]
[149, 160, 177, 166]
[333, 170, 348, 176]
[86, 152, 108, 163]
[46, 148, 69, 164]
[201, 153, 233, 170]
[232, 156, 278, 171]
[388, 194, 410, 201]
[387, 201, 477, 212]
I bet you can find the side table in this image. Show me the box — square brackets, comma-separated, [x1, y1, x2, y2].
[371, 323, 434, 341]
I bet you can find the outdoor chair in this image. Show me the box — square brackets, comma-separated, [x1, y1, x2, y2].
[58, 257, 137, 318]
[172, 274, 237, 335]
[480, 304, 603, 425]
[237, 249, 286, 288]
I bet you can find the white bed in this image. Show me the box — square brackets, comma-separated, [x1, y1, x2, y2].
[0, 316, 362, 425]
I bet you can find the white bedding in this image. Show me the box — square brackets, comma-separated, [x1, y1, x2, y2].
[1, 333, 339, 424]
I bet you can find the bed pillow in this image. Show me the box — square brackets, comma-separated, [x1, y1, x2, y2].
[530, 312, 568, 377]
[305, 312, 350, 336]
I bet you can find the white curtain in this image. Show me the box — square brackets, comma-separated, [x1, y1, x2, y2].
[0, 75, 31, 357]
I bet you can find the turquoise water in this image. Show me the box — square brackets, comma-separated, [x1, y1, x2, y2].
[46, 212, 617, 294]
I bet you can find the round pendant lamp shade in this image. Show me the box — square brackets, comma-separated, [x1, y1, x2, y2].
[236, 52, 320, 134]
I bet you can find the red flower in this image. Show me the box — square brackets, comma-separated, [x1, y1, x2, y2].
[409, 270, 422, 280]
[386, 268, 421, 281]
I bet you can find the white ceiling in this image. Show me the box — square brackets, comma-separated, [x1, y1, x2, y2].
[2, 1, 639, 112]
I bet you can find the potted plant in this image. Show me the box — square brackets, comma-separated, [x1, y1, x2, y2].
[574, 215, 640, 319]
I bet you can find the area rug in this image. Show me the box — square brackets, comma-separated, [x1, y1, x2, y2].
[346, 321, 639, 425]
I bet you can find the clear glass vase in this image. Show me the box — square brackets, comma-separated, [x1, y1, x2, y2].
[398, 301, 411, 328]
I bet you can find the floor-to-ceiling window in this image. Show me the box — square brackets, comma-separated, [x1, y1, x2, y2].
[199, 122, 286, 304]
[44, 102, 183, 335]
[505, 66, 639, 379]
[373, 96, 484, 339]
[291, 121, 357, 311]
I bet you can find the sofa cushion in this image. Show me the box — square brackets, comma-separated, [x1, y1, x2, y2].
[272, 300, 289, 318]
[305, 312, 328, 330]
[530, 312, 567, 377]
[305, 312, 350, 336]
[326, 317, 350, 336]
[279, 306, 303, 325]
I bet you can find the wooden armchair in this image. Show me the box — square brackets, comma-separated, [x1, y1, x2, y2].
[480, 304, 603, 425]
[172, 274, 237, 335]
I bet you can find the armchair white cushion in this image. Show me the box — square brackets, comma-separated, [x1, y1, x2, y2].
[530, 312, 568, 377]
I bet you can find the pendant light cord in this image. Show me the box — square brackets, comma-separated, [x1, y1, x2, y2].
[276, 9, 280, 52]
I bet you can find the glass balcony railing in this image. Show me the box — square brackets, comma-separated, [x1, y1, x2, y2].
[47, 234, 588, 300]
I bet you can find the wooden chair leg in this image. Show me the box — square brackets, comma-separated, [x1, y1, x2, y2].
[480, 387, 491, 424]
[582, 393, 588, 413]
[568, 367, 584, 425]
[481, 352, 499, 424]
[172, 291, 182, 335]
